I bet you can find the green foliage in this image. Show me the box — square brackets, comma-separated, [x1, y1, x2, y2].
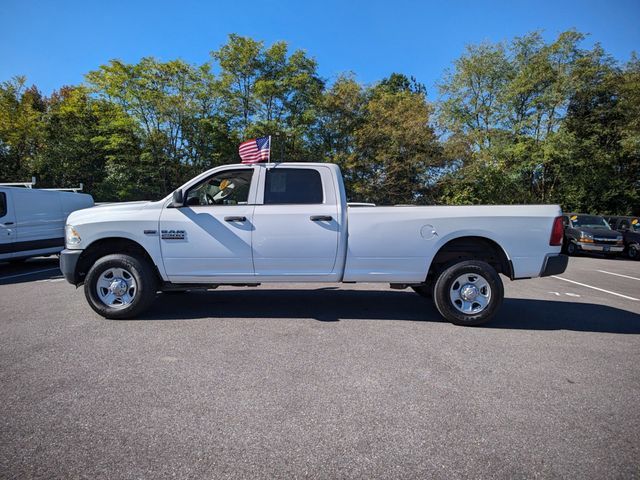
[0, 32, 637, 212]
[437, 31, 640, 213]
[212, 34, 324, 162]
[0, 77, 46, 181]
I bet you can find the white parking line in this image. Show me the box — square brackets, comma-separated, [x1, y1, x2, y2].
[551, 276, 639, 302]
[0, 268, 60, 281]
[596, 270, 640, 281]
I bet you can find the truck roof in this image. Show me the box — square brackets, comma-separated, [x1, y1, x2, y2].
[235, 162, 336, 168]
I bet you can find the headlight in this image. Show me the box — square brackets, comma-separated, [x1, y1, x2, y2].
[580, 231, 594, 242]
[65, 225, 82, 247]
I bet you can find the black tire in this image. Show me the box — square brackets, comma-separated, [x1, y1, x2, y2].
[411, 284, 432, 298]
[566, 242, 577, 256]
[432, 260, 504, 326]
[628, 244, 639, 260]
[84, 253, 157, 319]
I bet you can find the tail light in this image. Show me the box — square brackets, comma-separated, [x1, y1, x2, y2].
[550, 216, 564, 246]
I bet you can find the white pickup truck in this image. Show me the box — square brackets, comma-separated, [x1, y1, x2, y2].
[60, 162, 567, 325]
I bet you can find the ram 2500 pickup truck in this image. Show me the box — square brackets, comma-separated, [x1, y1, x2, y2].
[60, 163, 568, 326]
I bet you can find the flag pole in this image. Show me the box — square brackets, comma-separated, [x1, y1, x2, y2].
[280, 134, 284, 164]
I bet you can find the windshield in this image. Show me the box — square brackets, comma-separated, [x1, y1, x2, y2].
[570, 215, 611, 230]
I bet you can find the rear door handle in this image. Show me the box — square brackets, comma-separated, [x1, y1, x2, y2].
[224, 216, 246, 222]
[310, 215, 333, 221]
[3, 222, 14, 226]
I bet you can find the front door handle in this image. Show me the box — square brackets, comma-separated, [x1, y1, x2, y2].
[224, 216, 246, 222]
[310, 215, 333, 221]
[3, 222, 14, 226]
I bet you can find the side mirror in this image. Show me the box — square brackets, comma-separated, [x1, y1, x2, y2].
[172, 189, 184, 207]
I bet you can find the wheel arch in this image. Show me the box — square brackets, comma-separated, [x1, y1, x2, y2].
[74, 237, 160, 285]
[427, 235, 513, 282]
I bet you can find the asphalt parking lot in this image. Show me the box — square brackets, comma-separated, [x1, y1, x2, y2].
[1, 255, 639, 479]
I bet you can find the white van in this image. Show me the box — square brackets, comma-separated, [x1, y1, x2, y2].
[0, 187, 94, 262]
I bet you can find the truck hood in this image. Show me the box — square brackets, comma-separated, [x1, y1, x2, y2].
[94, 200, 150, 208]
[577, 227, 620, 238]
[67, 200, 159, 224]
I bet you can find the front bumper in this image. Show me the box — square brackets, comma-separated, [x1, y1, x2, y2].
[59, 249, 83, 285]
[540, 254, 569, 277]
[576, 242, 624, 253]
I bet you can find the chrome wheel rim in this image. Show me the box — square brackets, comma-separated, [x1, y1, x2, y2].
[96, 267, 137, 309]
[449, 273, 491, 314]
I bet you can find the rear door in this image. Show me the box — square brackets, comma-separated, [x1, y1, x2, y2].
[251, 166, 339, 277]
[0, 190, 17, 260]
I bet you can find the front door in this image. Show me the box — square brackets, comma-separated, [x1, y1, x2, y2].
[160, 168, 257, 282]
[252, 167, 339, 277]
[0, 191, 17, 260]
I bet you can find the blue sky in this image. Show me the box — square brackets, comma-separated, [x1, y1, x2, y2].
[1, 0, 639, 99]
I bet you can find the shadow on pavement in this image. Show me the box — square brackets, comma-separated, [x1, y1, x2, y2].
[0, 257, 62, 285]
[491, 299, 640, 333]
[139, 289, 640, 333]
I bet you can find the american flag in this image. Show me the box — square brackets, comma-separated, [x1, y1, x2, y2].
[239, 136, 271, 164]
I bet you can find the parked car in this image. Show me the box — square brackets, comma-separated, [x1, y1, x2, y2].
[604, 216, 640, 260]
[0, 187, 94, 263]
[562, 213, 624, 257]
[60, 162, 567, 326]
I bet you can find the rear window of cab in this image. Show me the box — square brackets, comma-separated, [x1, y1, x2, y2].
[264, 169, 323, 204]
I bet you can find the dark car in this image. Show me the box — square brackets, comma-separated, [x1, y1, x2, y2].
[562, 213, 624, 257]
[604, 216, 640, 260]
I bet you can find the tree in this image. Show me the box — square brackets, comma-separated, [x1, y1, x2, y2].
[212, 34, 324, 161]
[0, 77, 46, 181]
[86, 57, 233, 197]
[435, 30, 639, 210]
[0, 31, 636, 212]
[34, 86, 107, 193]
[318, 73, 441, 204]
[554, 47, 640, 214]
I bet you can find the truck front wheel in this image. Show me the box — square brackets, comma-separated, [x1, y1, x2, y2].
[84, 253, 157, 319]
[432, 260, 503, 326]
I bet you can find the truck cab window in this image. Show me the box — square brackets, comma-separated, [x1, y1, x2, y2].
[264, 168, 323, 204]
[186, 170, 253, 206]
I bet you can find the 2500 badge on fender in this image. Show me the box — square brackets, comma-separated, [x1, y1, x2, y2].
[60, 162, 567, 326]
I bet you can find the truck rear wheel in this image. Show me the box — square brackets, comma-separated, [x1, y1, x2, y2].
[432, 260, 503, 326]
[84, 253, 157, 319]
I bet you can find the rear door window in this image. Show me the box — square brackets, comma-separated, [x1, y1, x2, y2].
[264, 168, 323, 204]
[0, 192, 6, 218]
